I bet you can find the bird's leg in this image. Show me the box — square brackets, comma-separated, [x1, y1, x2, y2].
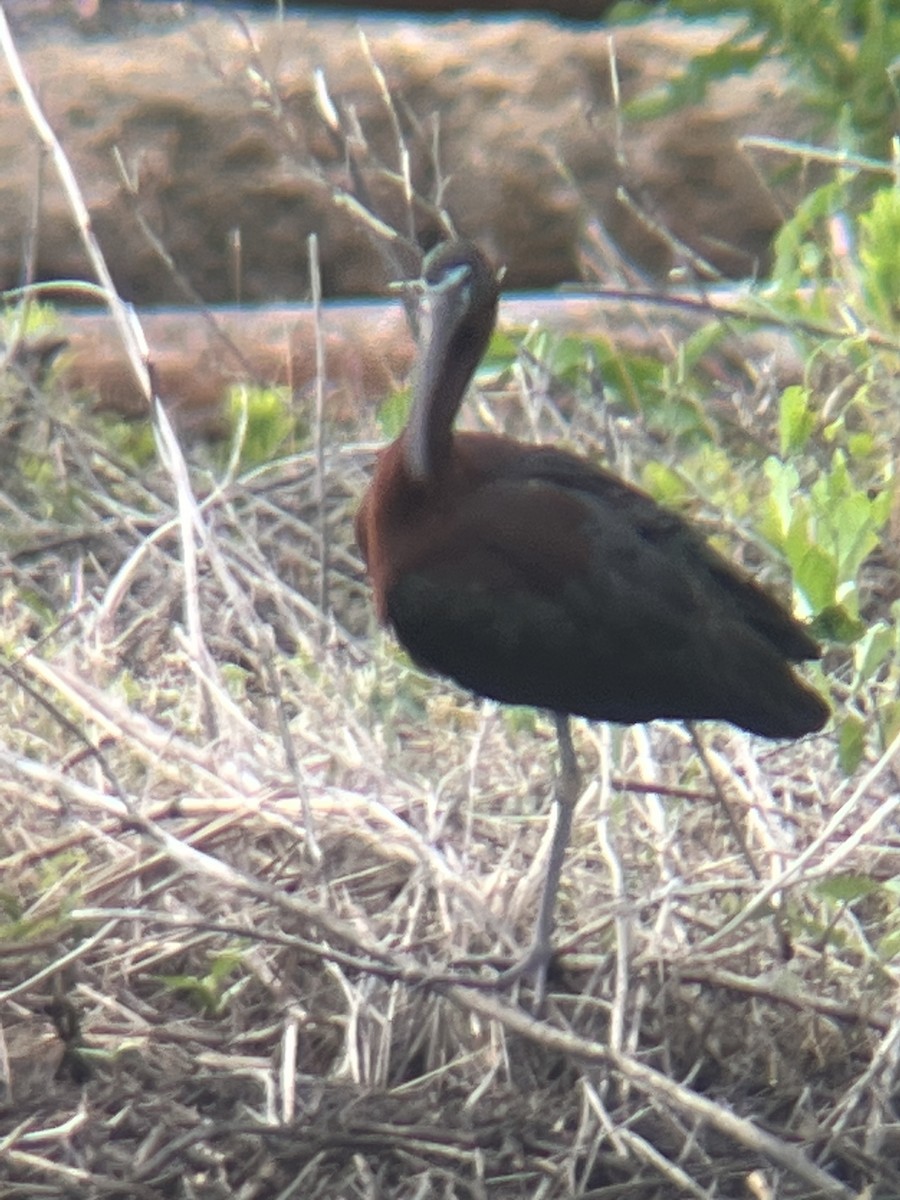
[495, 713, 581, 1009]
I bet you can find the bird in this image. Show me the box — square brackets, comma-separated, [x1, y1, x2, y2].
[355, 238, 829, 998]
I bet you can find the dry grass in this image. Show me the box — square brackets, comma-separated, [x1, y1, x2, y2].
[2, 296, 899, 1200]
[2, 10, 899, 1200]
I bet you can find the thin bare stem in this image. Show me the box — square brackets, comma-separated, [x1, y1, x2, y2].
[308, 231, 329, 624]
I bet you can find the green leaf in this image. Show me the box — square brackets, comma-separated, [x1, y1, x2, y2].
[816, 874, 880, 903]
[878, 929, 900, 962]
[880, 701, 900, 752]
[809, 604, 865, 644]
[858, 185, 900, 322]
[0, 300, 62, 338]
[792, 542, 838, 612]
[761, 457, 801, 547]
[846, 431, 876, 459]
[837, 714, 867, 774]
[853, 622, 894, 686]
[484, 329, 519, 368]
[824, 493, 881, 583]
[377, 387, 412, 440]
[680, 321, 728, 372]
[207, 950, 244, 985]
[641, 461, 689, 507]
[97, 414, 158, 469]
[619, 364, 668, 417]
[227, 384, 298, 470]
[625, 40, 763, 120]
[771, 180, 846, 293]
[547, 334, 592, 383]
[157, 974, 218, 1012]
[778, 385, 816, 456]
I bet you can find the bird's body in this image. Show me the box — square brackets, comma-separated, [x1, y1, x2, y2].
[355, 239, 828, 994]
[355, 241, 827, 740]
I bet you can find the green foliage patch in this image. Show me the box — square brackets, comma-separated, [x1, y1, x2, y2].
[221, 382, 305, 473]
[621, 0, 900, 160]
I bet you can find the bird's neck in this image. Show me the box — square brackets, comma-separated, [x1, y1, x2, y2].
[402, 307, 495, 484]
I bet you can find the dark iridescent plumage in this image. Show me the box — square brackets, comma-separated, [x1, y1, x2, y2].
[355, 239, 828, 993]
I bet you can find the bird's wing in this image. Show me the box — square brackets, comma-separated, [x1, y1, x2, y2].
[385, 447, 825, 733]
[390, 468, 707, 657]
[502, 446, 819, 661]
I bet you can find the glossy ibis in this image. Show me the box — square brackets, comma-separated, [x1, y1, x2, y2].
[355, 239, 828, 994]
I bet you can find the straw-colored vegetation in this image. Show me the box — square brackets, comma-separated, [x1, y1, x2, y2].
[1, 6, 899, 1198]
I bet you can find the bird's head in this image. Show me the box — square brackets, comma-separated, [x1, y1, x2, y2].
[420, 239, 502, 334]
